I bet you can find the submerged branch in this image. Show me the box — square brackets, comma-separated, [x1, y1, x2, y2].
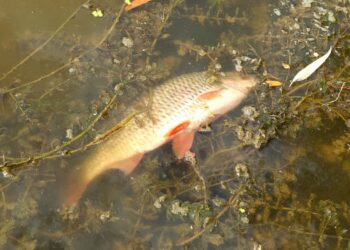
[0, 0, 91, 83]
[0, 82, 137, 171]
[177, 185, 246, 246]
[0, 3, 126, 94]
[146, 0, 184, 64]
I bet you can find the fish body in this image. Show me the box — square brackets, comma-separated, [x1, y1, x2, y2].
[66, 71, 257, 205]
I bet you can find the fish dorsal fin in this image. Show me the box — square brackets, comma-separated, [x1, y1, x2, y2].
[198, 89, 223, 101]
[166, 121, 191, 138]
[172, 130, 195, 159]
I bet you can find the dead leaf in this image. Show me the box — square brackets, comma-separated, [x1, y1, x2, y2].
[265, 79, 283, 87]
[290, 46, 332, 87]
[282, 63, 290, 69]
[125, 0, 151, 12]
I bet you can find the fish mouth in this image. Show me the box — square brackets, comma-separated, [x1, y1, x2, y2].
[221, 72, 257, 94]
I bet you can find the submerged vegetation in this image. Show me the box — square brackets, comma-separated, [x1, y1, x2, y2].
[0, 0, 349, 249]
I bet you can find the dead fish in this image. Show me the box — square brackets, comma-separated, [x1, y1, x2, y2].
[65, 71, 257, 205]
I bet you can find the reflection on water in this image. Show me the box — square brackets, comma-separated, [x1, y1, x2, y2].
[0, 0, 349, 249]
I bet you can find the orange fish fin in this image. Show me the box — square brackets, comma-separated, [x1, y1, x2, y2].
[125, 0, 151, 12]
[65, 179, 89, 206]
[64, 153, 144, 206]
[166, 121, 191, 138]
[172, 130, 195, 159]
[198, 89, 222, 101]
[114, 153, 144, 174]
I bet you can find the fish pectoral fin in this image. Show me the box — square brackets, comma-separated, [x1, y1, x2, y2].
[172, 130, 195, 159]
[114, 153, 145, 174]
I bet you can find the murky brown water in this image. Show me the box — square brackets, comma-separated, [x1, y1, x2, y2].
[0, 0, 349, 249]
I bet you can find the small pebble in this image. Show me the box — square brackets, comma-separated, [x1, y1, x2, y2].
[100, 211, 111, 222]
[122, 37, 134, 48]
[215, 63, 222, 70]
[235, 163, 250, 178]
[302, 0, 314, 8]
[66, 128, 73, 139]
[273, 9, 281, 16]
[68, 67, 76, 74]
[282, 63, 290, 69]
[154, 195, 167, 209]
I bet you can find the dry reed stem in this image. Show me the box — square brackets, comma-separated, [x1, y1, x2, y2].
[0, 0, 91, 83]
[0, 3, 126, 94]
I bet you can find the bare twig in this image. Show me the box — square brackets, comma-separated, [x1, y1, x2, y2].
[177, 185, 245, 246]
[324, 81, 346, 105]
[39, 79, 70, 100]
[0, 3, 126, 94]
[284, 79, 317, 96]
[176, 14, 247, 25]
[9, 93, 33, 125]
[129, 190, 150, 241]
[146, 0, 184, 64]
[261, 223, 350, 243]
[185, 152, 208, 204]
[174, 41, 216, 63]
[0, 82, 135, 170]
[0, 0, 91, 83]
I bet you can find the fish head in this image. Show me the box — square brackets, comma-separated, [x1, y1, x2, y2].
[221, 72, 257, 94]
[200, 72, 257, 117]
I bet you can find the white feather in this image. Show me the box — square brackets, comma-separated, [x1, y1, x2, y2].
[289, 46, 332, 87]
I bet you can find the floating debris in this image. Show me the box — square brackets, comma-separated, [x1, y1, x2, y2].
[168, 200, 189, 217]
[302, 0, 314, 8]
[65, 128, 73, 139]
[154, 194, 167, 209]
[273, 9, 281, 16]
[122, 37, 134, 48]
[235, 163, 250, 178]
[265, 79, 283, 87]
[241, 106, 259, 121]
[91, 8, 104, 17]
[290, 47, 332, 86]
[282, 63, 290, 69]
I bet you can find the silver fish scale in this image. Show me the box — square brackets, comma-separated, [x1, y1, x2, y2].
[98, 72, 219, 160]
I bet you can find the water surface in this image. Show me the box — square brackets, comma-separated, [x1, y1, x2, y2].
[0, 0, 349, 249]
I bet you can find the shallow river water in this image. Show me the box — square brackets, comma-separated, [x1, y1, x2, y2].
[0, 0, 349, 249]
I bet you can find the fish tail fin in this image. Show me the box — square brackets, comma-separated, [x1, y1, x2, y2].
[64, 153, 144, 206]
[65, 179, 90, 206]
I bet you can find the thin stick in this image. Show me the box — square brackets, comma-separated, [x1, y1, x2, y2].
[262, 223, 350, 242]
[284, 79, 317, 96]
[0, 88, 121, 170]
[129, 191, 149, 241]
[0, 0, 91, 82]
[146, 0, 184, 64]
[189, 156, 208, 204]
[324, 81, 346, 105]
[0, 3, 126, 94]
[177, 185, 245, 246]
